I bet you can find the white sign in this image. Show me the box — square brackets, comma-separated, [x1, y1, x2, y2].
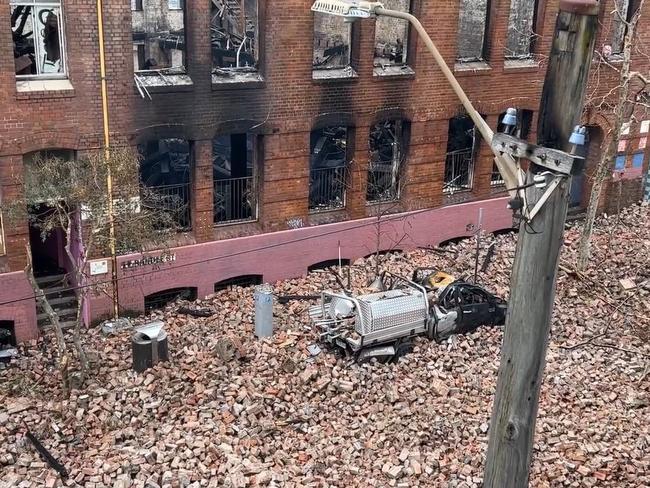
[90, 260, 109, 276]
[641, 120, 650, 134]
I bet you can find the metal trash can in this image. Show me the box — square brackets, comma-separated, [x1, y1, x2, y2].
[254, 284, 274, 338]
[132, 320, 169, 373]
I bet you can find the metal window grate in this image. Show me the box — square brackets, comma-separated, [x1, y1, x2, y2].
[143, 182, 191, 230]
[214, 176, 257, 224]
[367, 160, 400, 202]
[144, 287, 197, 312]
[444, 149, 474, 193]
[491, 162, 505, 186]
[309, 165, 347, 211]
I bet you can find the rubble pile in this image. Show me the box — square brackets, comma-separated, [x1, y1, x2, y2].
[1, 205, 648, 488]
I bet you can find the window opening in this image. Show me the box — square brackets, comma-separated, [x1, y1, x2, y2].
[367, 120, 407, 203]
[308, 259, 350, 272]
[213, 134, 257, 224]
[211, 0, 259, 78]
[456, 0, 490, 62]
[214, 274, 262, 291]
[445, 115, 480, 193]
[374, 0, 410, 69]
[138, 139, 192, 230]
[11, 0, 67, 78]
[132, 0, 186, 73]
[309, 126, 349, 212]
[144, 287, 197, 312]
[313, 12, 352, 71]
[505, 0, 537, 59]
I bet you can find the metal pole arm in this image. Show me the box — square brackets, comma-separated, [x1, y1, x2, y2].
[374, 7, 520, 193]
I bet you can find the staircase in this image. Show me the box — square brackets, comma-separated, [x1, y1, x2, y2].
[36, 274, 78, 331]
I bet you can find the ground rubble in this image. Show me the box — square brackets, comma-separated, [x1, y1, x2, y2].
[1, 205, 648, 488]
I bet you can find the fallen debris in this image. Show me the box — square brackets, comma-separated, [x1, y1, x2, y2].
[0, 204, 648, 487]
[25, 428, 68, 479]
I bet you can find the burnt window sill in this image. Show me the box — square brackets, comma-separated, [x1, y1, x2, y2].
[312, 67, 359, 82]
[454, 61, 492, 77]
[504, 58, 539, 72]
[15, 78, 75, 99]
[134, 72, 194, 95]
[373, 65, 415, 78]
[211, 70, 265, 89]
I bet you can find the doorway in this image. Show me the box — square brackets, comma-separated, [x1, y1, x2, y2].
[28, 204, 68, 278]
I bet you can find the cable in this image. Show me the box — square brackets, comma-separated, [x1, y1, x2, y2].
[0, 203, 464, 307]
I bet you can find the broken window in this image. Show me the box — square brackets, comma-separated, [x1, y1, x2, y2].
[444, 115, 480, 193]
[138, 139, 192, 229]
[11, 0, 66, 78]
[131, 0, 186, 73]
[505, 0, 536, 59]
[457, 0, 490, 62]
[610, 0, 637, 55]
[211, 0, 259, 79]
[492, 109, 532, 185]
[374, 0, 410, 70]
[309, 126, 349, 212]
[213, 134, 258, 224]
[367, 120, 408, 203]
[313, 12, 352, 74]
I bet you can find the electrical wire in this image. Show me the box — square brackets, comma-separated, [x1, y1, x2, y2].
[0, 203, 472, 308]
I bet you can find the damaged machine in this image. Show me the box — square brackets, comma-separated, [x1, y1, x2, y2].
[309, 270, 506, 362]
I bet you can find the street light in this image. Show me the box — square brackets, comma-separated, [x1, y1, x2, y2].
[311, 0, 520, 193]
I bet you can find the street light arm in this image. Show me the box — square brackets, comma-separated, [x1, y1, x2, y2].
[375, 7, 520, 194]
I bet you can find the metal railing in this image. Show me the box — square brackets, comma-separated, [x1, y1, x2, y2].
[214, 176, 257, 224]
[367, 161, 400, 203]
[443, 149, 474, 193]
[309, 165, 347, 212]
[143, 182, 191, 229]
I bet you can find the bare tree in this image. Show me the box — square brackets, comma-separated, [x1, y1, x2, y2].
[3, 148, 180, 395]
[578, 0, 648, 270]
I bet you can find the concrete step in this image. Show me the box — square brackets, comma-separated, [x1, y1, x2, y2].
[37, 307, 78, 327]
[40, 320, 77, 332]
[35, 274, 67, 288]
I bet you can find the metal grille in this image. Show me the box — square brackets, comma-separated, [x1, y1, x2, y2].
[444, 149, 474, 193]
[309, 165, 347, 212]
[355, 289, 427, 335]
[214, 176, 257, 224]
[144, 182, 191, 229]
[367, 161, 400, 203]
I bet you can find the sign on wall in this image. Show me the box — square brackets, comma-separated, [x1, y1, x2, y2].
[121, 253, 176, 271]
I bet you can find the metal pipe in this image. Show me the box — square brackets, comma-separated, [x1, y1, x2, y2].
[96, 0, 119, 318]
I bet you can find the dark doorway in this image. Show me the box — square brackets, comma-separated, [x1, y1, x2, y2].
[0, 321, 16, 347]
[28, 204, 67, 277]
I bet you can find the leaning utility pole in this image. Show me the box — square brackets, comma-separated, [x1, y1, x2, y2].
[483, 2, 600, 487]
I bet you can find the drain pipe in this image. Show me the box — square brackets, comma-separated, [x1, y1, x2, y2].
[97, 0, 119, 318]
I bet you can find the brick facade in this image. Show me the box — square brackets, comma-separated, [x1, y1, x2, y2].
[1, 0, 648, 342]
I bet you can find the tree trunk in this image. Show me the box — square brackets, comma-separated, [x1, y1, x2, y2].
[24, 245, 70, 396]
[577, 2, 642, 270]
[62, 212, 89, 382]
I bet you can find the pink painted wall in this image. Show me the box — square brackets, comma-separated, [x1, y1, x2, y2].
[1, 198, 513, 339]
[89, 198, 513, 320]
[0, 271, 37, 343]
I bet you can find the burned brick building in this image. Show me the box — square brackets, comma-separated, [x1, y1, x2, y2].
[1, 0, 649, 343]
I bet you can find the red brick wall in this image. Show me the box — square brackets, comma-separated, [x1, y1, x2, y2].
[1, 0, 649, 340]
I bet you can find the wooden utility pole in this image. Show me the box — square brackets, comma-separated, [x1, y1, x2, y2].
[483, 2, 600, 487]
